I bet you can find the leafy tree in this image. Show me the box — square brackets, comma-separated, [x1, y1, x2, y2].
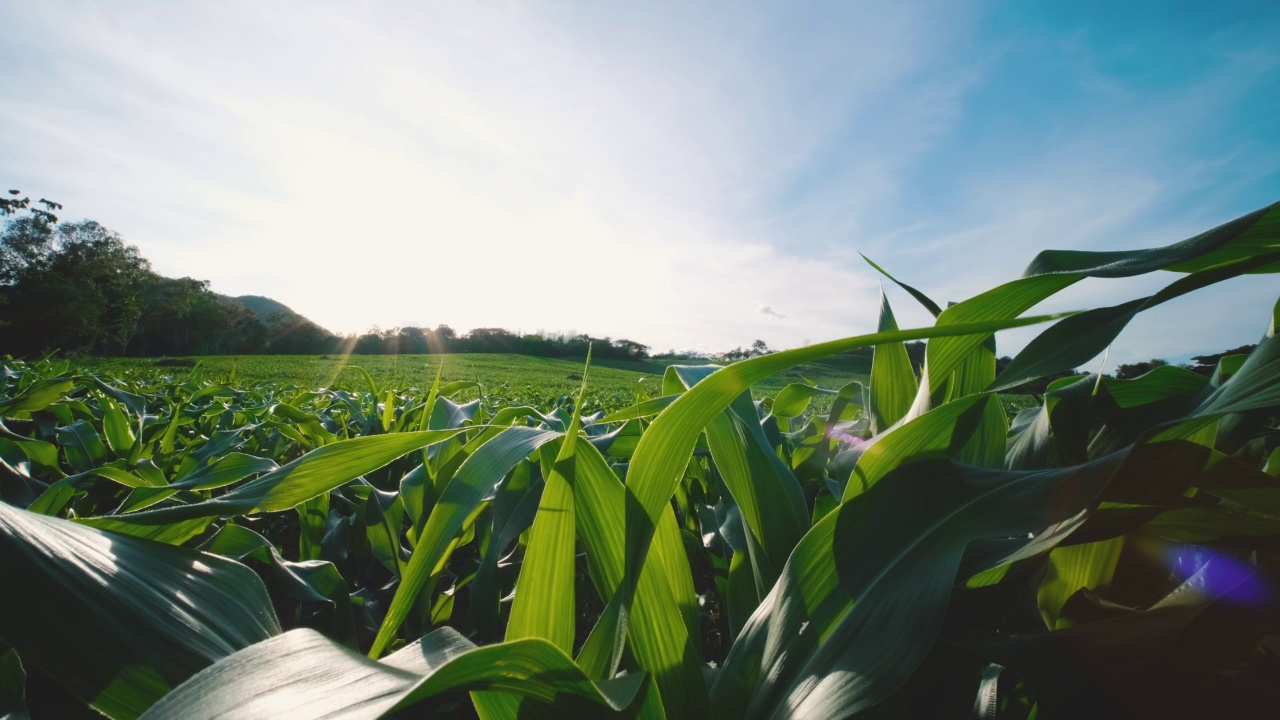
[1188, 344, 1257, 376]
[1114, 357, 1168, 380]
[613, 339, 650, 359]
[1, 219, 152, 355]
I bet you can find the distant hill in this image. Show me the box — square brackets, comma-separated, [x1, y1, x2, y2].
[230, 295, 304, 324]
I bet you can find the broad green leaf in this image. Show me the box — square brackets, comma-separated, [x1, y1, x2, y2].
[624, 312, 1069, 617]
[843, 394, 991, 502]
[924, 274, 1081, 395]
[0, 646, 25, 720]
[1037, 538, 1125, 629]
[1023, 201, 1280, 277]
[569, 436, 707, 719]
[83, 428, 469, 544]
[953, 396, 1008, 469]
[103, 403, 136, 456]
[507, 351, 593, 653]
[1143, 506, 1280, 542]
[769, 383, 837, 420]
[993, 252, 1280, 391]
[1196, 451, 1280, 515]
[119, 453, 279, 513]
[0, 501, 279, 719]
[868, 289, 918, 433]
[57, 419, 108, 473]
[710, 453, 1125, 719]
[140, 628, 645, 720]
[470, 460, 541, 642]
[0, 378, 75, 416]
[1194, 314, 1280, 417]
[1101, 365, 1208, 408]
[860, 255, 943, 317]
[370, 426, 563, 658]
[669, 365, 807, 595]
[593, 394, 680, 425]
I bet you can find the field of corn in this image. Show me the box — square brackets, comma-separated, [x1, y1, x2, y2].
[72, 351, 882, 415]
[2, 202, 1279, 719]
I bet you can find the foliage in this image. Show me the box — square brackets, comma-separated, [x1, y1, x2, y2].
[1114, 357, 1169, 380]
[0, 201, 1278, 718]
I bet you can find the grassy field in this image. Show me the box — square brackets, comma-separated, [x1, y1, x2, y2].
[79, 352, 878, 408]
[80, 352, 1045, 415]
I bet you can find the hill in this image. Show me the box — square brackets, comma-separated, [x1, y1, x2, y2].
[231, 295, 307, 324]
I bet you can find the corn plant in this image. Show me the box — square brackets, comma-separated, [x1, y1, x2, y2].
[1, 201, 1278, 718]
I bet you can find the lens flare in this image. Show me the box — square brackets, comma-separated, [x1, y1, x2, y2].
[1165, 545, 1271, 607]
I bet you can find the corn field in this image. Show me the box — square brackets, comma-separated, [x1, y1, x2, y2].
[2, 202, 1279, 719]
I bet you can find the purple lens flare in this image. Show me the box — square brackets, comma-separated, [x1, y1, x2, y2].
[1165, 545, 1271, 607]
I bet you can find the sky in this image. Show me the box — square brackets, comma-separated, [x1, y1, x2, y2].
[2, 0, 1278, 363]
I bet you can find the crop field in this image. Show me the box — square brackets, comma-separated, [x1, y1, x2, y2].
[2, 202, 1279, 719]
[79, 352, 1036, 420]
[77, 353, 875, 409]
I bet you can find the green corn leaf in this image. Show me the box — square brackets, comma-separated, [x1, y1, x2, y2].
[336, 365, 380, 396]
[1101, 365, 1209, 408]
[860, 255, 943, 317]
[844, 394, 991, 502]
[953, 396, 1008, 469]
[1023, 201, 1280, 277]
[0, 646, 25, 720]
[924, 275, 1082, 395]
[0, 378, 75, 417]
[470, 460, 541, 642]
[868, 289, 918, 433]
[1142, 506, 1280, 543]
[140, 628, 645, 720]
[1195, 451, 1280, 516]
[1037, 538, 1126, 629]
[1194, 311, 1280, 417]
[57, 419, 108, 473]
[506, 350, 592, 652]
[593, 394, 681, 425]
[103, 403, 137, 456]
[83, 428, 468, 544]
[381, 389, 396, 433]
[709, 453, 1125, 719]
[992, 252, 1280, 391]
[0, 501, 279, 719]
[370, 426, 564, 658]
[669, 365, 808, 596]
[569, 436, 707, 719]
[769, 383, 837, 420]
[119, 453, 279, 513]
[623, 313, 1069, 618]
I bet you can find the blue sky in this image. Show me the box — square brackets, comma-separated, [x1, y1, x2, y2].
[2, 1, 1277, 363]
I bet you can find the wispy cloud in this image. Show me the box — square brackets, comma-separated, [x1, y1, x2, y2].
[758, 305, 787, 321]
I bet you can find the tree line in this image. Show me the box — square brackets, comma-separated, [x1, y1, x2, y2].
[0, 195, 656, 360]
[0, 200, 336, 357]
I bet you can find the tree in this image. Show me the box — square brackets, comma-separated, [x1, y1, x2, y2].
[0, 190, 60, 223]
[1188, 344, 1256, 376]
[612, 339, 650, 359]
[1, 219, 152, 355]
[1114, 358, 1168, 380]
